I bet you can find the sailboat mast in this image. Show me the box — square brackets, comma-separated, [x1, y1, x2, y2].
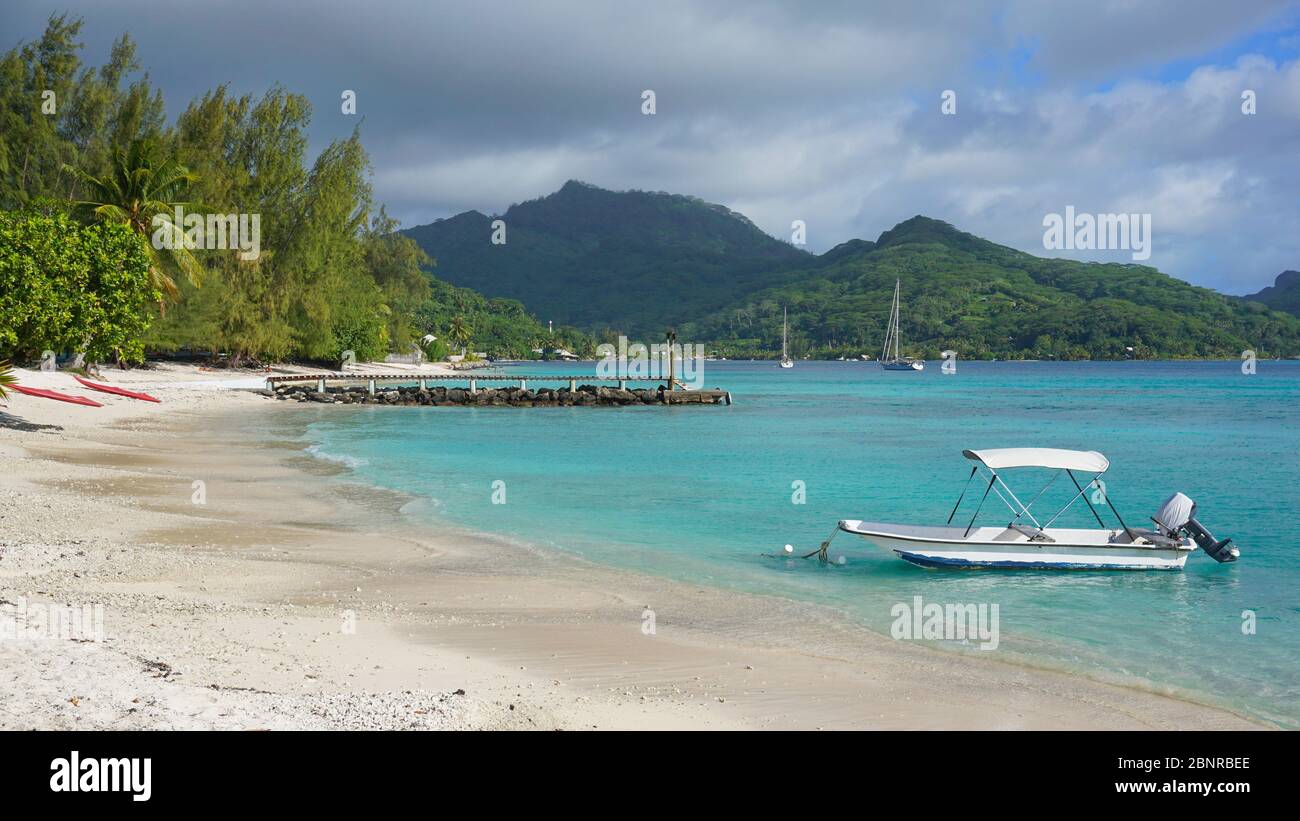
[883, 289, 894, 361]
[782, 307, 788, 359]
[881, 280, 900, 362]
[893, 280, 901, 361]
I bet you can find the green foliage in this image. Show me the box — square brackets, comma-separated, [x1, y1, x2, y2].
[411, 276, 594, 359]
[448, 315, 472, 352]
[331, 311, 388, 363]
[65, 137, 203, 301]
[152, 98, 429, 364]
[366, 206, 431, 350]
[682, 218, 1300, 360]
[0, 360, 14, 399]
[418, 335, 450, 362]
[0, 211, 158, 363]
[0, 16, 165, 210]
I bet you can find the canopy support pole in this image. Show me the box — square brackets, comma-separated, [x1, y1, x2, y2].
[991, 474, 1042, 528]
[963, 474, 998, 538]
[1096, 481, 1138, 540]
[1007, 469, 1062, 527]
[946, 466, 978, 525]
[1063, 470, 1108, 530]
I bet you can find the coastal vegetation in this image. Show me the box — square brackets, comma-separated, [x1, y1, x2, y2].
[63, 138, 203, 303]
[412, 278, 594, 360]
[0, 211, 157, 364]
[0, 15, 566, 368]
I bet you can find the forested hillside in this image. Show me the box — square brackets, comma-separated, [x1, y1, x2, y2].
[403, 180, 810, 337]
[682, 217, 1300, 360]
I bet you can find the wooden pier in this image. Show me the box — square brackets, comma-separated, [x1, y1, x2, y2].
[263, 372, 732, 407]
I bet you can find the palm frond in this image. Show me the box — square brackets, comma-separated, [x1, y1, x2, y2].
[0, 360, 15, 401]
[62, 138, 208, 303]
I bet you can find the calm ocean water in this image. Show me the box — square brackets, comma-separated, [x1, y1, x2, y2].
[294, 360, 1299, 726]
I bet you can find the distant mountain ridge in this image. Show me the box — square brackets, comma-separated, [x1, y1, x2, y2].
[1242, 270, 1300, 317]
[404, 182, 1300, 358]
[403, 180, 809, 336]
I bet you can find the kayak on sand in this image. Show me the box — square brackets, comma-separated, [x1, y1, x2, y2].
[72, 375, 161, 403]
[9, 384, 104, 407]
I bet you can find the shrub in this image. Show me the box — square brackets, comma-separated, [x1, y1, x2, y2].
[0, 211, 159, 364]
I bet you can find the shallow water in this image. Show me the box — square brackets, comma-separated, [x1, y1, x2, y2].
[296, 360, 1300, 726]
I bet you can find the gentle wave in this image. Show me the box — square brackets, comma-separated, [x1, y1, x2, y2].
[304, 443, 368, 469]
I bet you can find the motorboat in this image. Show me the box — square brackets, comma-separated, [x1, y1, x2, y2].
[825, 448, 1237, 570]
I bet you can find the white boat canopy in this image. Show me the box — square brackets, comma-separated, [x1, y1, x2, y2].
[962, 448, 1109, 473]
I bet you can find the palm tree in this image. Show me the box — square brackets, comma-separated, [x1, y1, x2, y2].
[0, 361, 15, 401]
[448, 315, 472, 355]
[64, 139, 204, 303]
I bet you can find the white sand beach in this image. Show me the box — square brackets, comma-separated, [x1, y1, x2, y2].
[0, 364, 1264, 730]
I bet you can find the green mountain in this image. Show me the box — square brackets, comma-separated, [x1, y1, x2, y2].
[1242, 270, 1300, 317]
[681, 217, 1300, 360]
[406, 182, 1300, 359]
[403, 180, 810, 336]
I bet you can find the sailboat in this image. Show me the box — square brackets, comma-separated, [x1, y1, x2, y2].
[779, 306, 794, 368]
[878, 279, 923, 371]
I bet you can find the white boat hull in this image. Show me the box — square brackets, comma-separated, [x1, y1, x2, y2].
[880, 360, 923, 371]
[840, 520, 1193, 570]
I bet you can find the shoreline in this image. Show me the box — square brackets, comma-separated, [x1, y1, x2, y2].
[0, 365, 1267, 729]
[322, 448, 1279, 729]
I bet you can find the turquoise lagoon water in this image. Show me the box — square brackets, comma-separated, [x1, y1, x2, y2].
[295, 360, 1299, 726]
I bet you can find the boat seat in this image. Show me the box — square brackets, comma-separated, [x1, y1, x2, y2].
[1110, 528, 1181, 549]
[1005, 523, 1055, 543]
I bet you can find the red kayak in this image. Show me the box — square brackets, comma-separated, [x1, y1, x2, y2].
[72, 375, 161, 403]
[9, 384, 103, 407]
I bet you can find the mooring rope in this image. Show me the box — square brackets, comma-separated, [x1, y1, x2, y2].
[801, 524, 842, 562]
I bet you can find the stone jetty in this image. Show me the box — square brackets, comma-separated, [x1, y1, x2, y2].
[266, 382, 731, 406]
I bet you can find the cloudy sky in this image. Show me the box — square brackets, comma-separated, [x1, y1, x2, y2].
[8, 0, 1299, 292]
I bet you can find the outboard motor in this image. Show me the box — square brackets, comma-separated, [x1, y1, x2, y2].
[1153, 492, 1239, 563]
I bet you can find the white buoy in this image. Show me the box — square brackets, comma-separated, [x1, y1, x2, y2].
[783, 544, 794, 554]
[836, 556, 846, 565]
